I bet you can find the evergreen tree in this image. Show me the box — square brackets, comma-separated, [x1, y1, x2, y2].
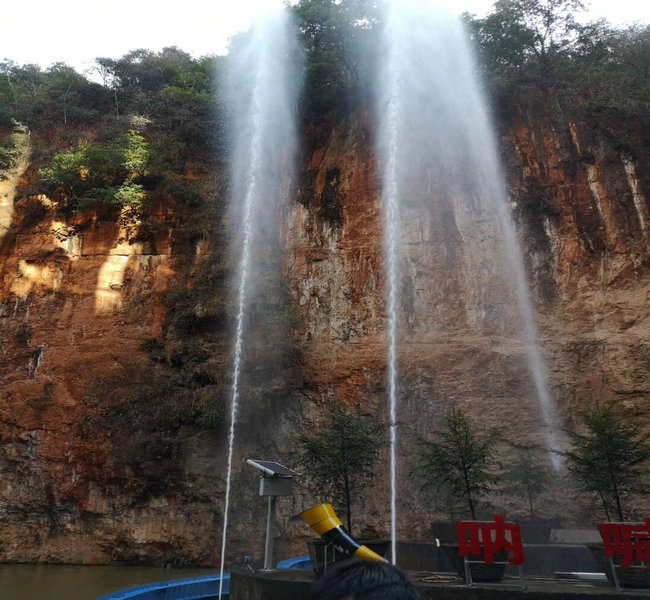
[295, 400, 388, 534]
[560, 407, 650, 521]
[503, 447, 551, 519]
[415, 408, 500, 520]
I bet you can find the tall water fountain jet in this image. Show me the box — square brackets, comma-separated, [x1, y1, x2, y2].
[376, 0, 563, 551]
[378, 12, 402, 564]
[220, 10, 300, 596]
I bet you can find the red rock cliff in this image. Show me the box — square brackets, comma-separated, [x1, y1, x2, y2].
[0, 98, 649, 565]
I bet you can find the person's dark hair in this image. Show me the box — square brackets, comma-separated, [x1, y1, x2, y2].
[310, 559, 420, 600]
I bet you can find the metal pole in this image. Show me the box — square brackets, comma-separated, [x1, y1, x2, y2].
[263, 495, 277, 570]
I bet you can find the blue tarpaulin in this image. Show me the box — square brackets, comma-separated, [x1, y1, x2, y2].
[96, 574, 228, 600]
[97, 556, 312, 599]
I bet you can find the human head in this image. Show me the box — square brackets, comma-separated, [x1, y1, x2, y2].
[310, 559, 420, 600]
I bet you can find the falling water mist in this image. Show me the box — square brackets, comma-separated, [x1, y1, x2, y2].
[376, 0, 563, 556]
[219, 10, 300, 596]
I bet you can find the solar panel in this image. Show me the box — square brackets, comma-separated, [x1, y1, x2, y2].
[246, 459, 299, 477]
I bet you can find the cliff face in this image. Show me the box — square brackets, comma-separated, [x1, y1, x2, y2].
[284, 101, 650, 533]
[502, 100, 650, 422]
[0, 191, 187, 563]
[0, 99, 649, 565]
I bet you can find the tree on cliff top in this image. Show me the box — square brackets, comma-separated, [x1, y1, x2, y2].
[292, 0, 380, 115]
[467, 0, 586, 84]
[0, 60, 109, 127]
[415, 407, 501, 520]
[295, 400, 388, 534]
[560, 406, 650, 521]
[464, 0, 650, 115]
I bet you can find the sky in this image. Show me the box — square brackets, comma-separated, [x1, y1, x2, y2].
[2, 0, 649, 75]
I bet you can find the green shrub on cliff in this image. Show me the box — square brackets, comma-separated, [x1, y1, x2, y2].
[39, 130, 150, 212]
[93, 49, 225, 155]
[0, 121, 30, 178]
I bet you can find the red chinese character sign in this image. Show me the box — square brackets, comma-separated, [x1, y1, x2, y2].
[457, 515, 525, 565]
[599, 519, 650, 568]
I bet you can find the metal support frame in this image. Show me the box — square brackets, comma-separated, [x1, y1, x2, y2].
[322, 542, 343, 573]
[245, 459, 298, 572]
[263, 495, 277, 570]
[607, 556, 650, 595]
[462, 555, 526, 590]
[324, 542, 332, 572]
[599, 520, 650, 595]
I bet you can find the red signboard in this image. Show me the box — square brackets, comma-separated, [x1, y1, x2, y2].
[457, 515, 525, 565]
[599, 520, 650, 568]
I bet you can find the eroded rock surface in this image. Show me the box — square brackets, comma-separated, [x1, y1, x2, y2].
[1, 101, 649, 565]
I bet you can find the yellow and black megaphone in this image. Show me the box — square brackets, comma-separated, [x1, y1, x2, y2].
[301, 503, 387, 562]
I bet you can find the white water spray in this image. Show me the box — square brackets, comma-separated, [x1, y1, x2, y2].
[218, 109, 258, 599]
[376, 0, 563, 549]
[219, 11, 300, 597]
[380, 25, 403, 567]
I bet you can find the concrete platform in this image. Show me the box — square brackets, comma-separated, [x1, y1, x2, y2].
[229, 569, 648, 600]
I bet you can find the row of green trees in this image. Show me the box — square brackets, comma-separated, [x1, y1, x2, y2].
[295, 402, 650, 534]
[0, 61, 108, 126]
[0, 47, 226, 218]
[1, 0, 647, 216]
[290, 0, 650, 116]
[417, 406, 650, 523]
[0, 49, 224, 144]
[466, 0, 650, 113]
[1, 0, 648, 129]
[0, 47, 227, 212]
